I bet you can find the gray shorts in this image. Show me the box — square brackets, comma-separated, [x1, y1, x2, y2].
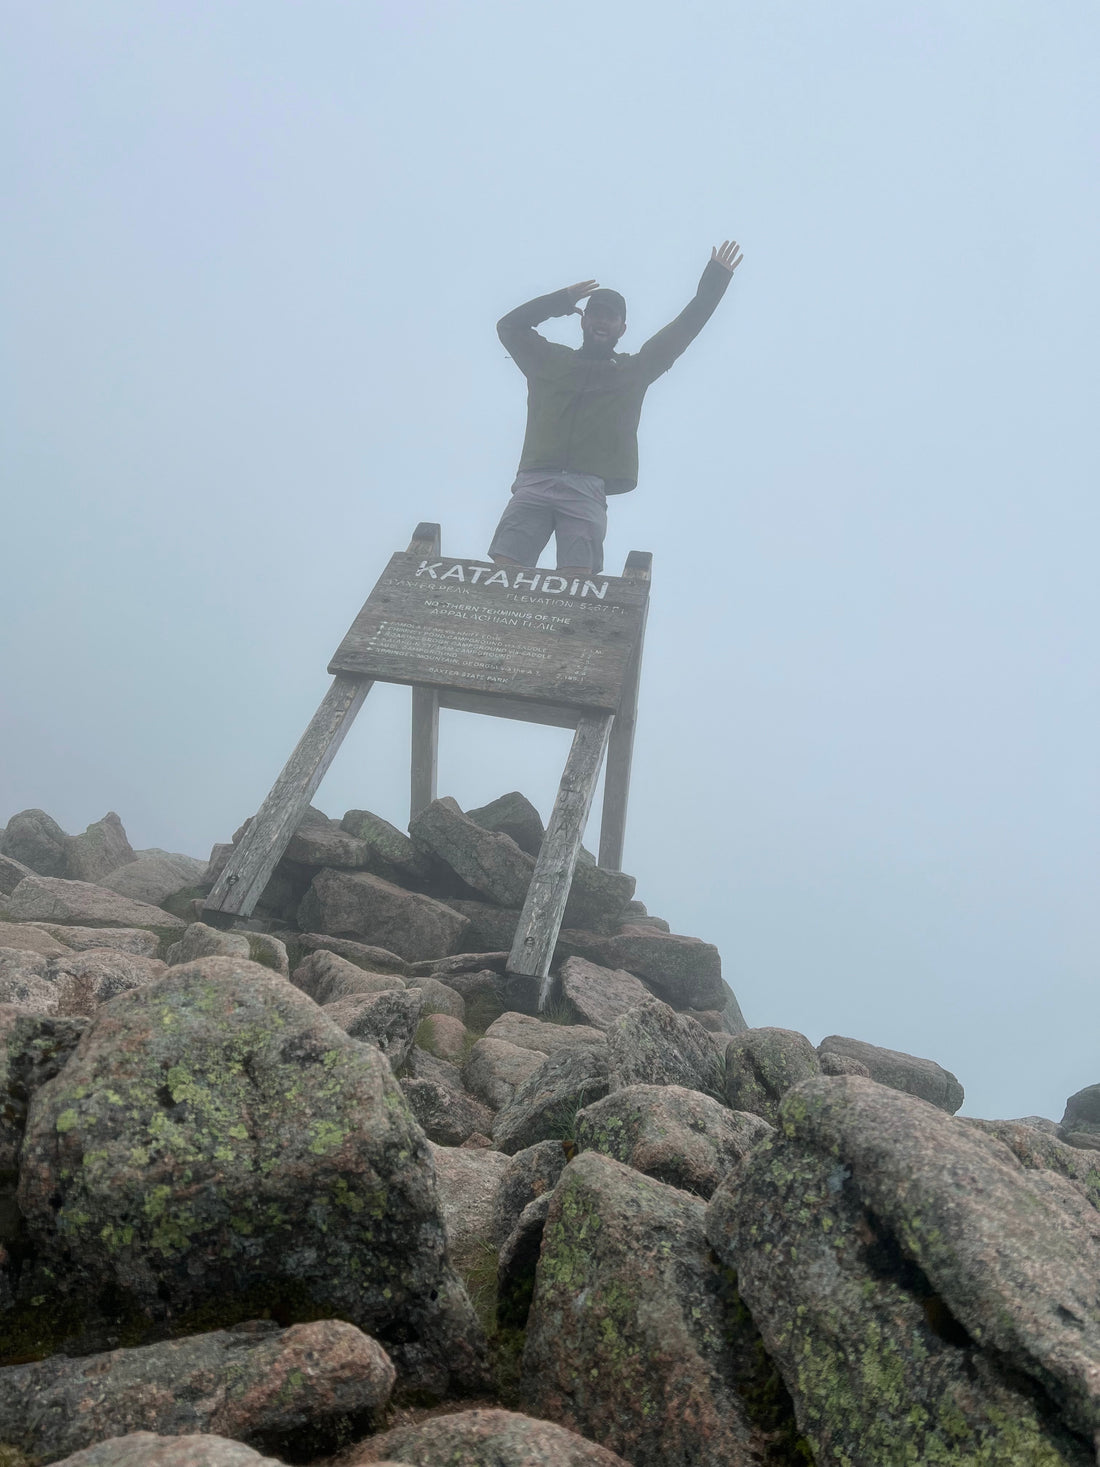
[488, 470, 608, 572]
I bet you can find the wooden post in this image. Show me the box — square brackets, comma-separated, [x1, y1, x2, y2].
[203, 673, 373, 923]
[411, 687, 439, 818]
[598, 551, 651, 871]
[408, 523, 441, 820]
[507, 712, 614, 1009]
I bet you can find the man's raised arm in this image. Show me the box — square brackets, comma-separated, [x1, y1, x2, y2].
[636, 241, 743, 383]
[497, 279, 599, 374]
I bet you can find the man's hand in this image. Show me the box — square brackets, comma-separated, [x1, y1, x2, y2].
[563, 280, 599, 314]
[711, 241, 743, 274]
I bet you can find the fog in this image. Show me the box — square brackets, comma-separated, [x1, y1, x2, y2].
[3, 2, 1098, 1120]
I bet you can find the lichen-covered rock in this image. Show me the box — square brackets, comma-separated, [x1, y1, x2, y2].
[563, 861, 636, 931]
[13, 957, 487, 1392]
[558, 929, 726, 1012]
[0, 809, 69, 877]
[575, 1084, 771, 1198]
[0, 852, 35, 896]
[63, 813, 135, 884]
[463, 1036, 543, 1110]
[357, 1407, 634, 1465]
[0, 948, 58, 1013]
[1059, 1084, 1100, 1151]
[290, 948, 406, 1006]
[723, 1026, 822, 1124]
[706, 1089, 1094, 1466]
[404, 1047, 464, 1089]
[491, 1139, 568, 1247]
[1013, 1115, 1060, 1135]
[0, 1318, 395, 1462]
[284, 813, 370, 870]
[559, 956, 651, 1030]
[99, 851, 206, 906]
[429, 1141, 511, 1267]
[415, 975, 465, 1020]
[819, 1049, 870, 1077]
[47, 948, 167, 1017]
[29, 926, 158, 957]
[286, 932, 409, 976]
[0, 921, 72, 955]
[340, 808, 435, 886]
[410, 796, 534, 907]
[606, 996, 718, 1095]
[485, 1011, 606, 1057]
[323, 987, 423, 1069]
[6, 877, 186, 937]
[716, 978, 749, 1034]
[818, 1034, 964, 1113]
[963, 1119, 1100, 1212]
[400, 1076, 496, 1147]
[297, 869, 469, 962]
[1, 1007, 87, 1243]
[428, 966, 506, 1031]
[165, 924, 288, 977]
[492, 1045, 610, 1155]
[442, 897, 522, 956]
[52, 1435, 289, 1467]
[522, 1151, 759, 1467]
[443, 899, 522, 953]
[164, 921, 249, 964]
[497, 1193, 553, 1328]
[772, 1074, 1100, 1448]
[466, 791, 546, 856]
[415, 1012, 467, 1062]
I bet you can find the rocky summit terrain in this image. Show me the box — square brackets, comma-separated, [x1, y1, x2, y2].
[1, 795, 1099, 1466]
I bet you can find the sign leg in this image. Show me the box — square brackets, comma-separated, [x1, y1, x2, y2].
[507, 712, 614, 1008]
[599, 550, 651, 871]
[203, 675, 373, 923]
[411, 686, 439, 820]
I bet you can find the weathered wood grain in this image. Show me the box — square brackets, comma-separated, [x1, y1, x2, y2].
[411, 686, 439, 819]
[407, 524, 441, 821]
[436, 689, 579, 729]
[506, 712, 614, 1005]
[328, 554, 648, 713]
[407, 522, 442, 557]
[203, 675, 373, 921]
[598, 550, 652, 870]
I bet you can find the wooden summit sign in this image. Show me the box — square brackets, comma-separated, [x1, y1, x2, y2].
[329, 553, 648, 714]
[204, 524, 651, 1008]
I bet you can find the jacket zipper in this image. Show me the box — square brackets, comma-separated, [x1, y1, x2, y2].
[560, 358, 596, 471]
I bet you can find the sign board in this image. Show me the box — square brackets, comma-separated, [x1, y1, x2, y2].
[328, 553, 649, 713]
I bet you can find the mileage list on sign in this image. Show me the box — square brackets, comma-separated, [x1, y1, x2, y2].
[328, 553, 649, 712]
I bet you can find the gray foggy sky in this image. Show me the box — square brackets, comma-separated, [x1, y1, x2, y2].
[3, 2, 1098, 1122]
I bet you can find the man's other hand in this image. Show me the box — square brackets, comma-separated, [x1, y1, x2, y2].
[710, 241, 743, 274]
[564, 280, 600, 314]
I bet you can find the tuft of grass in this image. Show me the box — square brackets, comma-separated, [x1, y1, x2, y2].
[537, 994, 582, 1027]
[453, 1237, 525, 1406]
[543, 1085, 603, 1145]
[0, 1448, 31, 1467]
[459, 1026, 486, 1064]
[700, 1048, 730, 1106]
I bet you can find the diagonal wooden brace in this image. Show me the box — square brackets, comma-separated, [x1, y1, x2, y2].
[507, 712, 615, 1009]
[202, 675, 373, 924]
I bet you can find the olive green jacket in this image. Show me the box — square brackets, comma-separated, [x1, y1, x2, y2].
[497, 258, 732, 493]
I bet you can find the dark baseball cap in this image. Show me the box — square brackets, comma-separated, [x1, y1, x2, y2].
[584, 287, 626, 320]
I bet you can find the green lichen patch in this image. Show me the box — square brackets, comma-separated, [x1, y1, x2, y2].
[10, 961, 487, 1394]
[523, 1151, 760, 1467]
[707, 1130, 1092, 1466]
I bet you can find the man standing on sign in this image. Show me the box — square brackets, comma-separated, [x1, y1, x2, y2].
[488, 240, 743, 577]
